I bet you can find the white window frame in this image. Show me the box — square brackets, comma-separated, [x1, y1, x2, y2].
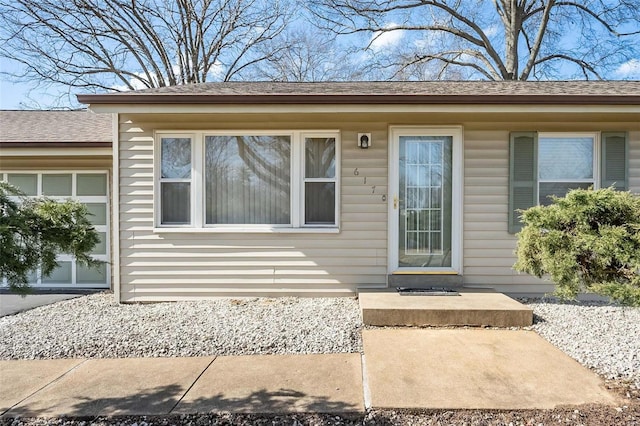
[537, 132, 600, 205]
[154, 130, 341, 233]
[0, 170, 110, 289]
[201, 131, 294, 230]
[301, 131, 340, 228]
[388, 126, 464, 274]
[156, 133, 195, 227]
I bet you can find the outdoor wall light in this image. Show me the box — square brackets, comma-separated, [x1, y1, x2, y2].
[358, 133, 371, 149]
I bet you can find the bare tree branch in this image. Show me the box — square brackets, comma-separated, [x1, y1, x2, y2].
[519, 0, 554, 80]
[532, 54, 604, 79]
[248, 26, 364, 81]
[308, 0, 640, 80]
[395, 50, 500, 81]
[0, 0, 294, 97]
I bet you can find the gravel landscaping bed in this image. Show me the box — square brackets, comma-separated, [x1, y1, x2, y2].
[3, 294, 640, 425]
[527, 299, 640, 389]
[2, 292, 639, 392]
[0, 292, 362, 359]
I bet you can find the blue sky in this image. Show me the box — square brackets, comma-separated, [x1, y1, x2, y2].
[0, 59, 83, 110]
[1, 5, 639, 110]
[3, 52, 639, 110]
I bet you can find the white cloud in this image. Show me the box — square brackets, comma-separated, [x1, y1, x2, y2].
[615, 59, 640, 78]
[414, 36, 435, 50]
[483, 25, 499, 38]
[111, 53, 229, 92]
[172, 63, 182, 78]
[173, 59, 225, 81]
[111, 59, 226, 92]
[112, 72, 156, 91]
[370, 23, 405, 52]
[207, 61, 225, 80]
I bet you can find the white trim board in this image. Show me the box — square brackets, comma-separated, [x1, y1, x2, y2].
[153, 130, 341, 232]
[387, 126, 464, 275]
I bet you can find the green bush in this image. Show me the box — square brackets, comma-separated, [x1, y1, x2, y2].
[0, 181, 101, 294]
[514, 187, 640, 306]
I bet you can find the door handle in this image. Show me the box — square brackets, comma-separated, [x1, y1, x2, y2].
[393, 196, 398, 209]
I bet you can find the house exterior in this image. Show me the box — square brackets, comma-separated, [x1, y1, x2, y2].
[2, 82, 638, 302]
[0, 110, 114, 289]
[73, 81, 639, 303]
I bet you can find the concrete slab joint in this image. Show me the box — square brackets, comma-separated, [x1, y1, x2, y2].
[1, 354, 365, 418]
[3, 357, 215, 418]
[174, 353, 365, 414]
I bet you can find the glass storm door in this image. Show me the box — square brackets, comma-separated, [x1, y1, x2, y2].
[397, 135, 453, 269]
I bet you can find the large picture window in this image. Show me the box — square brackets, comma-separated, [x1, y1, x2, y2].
[156, 131, 340, 231]
[205, 135, 291, 225]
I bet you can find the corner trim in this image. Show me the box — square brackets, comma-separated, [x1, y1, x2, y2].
[111, 113, 121, 303]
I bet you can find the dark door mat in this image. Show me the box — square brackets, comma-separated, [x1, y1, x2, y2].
[396, 287, 460, 296]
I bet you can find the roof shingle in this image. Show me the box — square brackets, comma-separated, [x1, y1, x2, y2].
[77, 81, 640, 105]
[0, 110, 112, 146]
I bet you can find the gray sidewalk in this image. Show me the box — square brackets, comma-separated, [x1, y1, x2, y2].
[0, 330, 618, 418]
[0, 294, 79, 317]
[1, 354, 364, 418]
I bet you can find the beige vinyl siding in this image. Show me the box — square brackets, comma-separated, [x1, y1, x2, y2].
[461, 127, 640, 295]
[460, 130, 547, 293]
[117, 113, 639, 301]
[118, 115, 388, 301]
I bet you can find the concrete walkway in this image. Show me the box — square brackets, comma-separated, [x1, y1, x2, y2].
[363, 329, 617, 410]
[1, 354, 364, 418]
[0, 330, 619, 418]
[0, 294, 79, 317]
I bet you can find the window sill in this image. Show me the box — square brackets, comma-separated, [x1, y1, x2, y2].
[153, 227, 340, 234]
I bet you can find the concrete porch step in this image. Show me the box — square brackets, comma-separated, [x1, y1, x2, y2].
[358, 289, 533, 327]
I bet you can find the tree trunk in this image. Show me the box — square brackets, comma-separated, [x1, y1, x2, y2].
[503, 0, 521, 80]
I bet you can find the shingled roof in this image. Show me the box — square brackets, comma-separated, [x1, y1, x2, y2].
[77, 81, 640, 105]
[0, 110, 112, 148]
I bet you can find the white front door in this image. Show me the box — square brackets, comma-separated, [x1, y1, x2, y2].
[388, 127, 462, 273]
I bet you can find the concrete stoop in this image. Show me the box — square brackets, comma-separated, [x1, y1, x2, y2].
[358, 289, 533, 327]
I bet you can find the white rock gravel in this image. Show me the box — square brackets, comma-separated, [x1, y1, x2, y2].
[527, 300, 640, 389]
[2, 292, 639, 392]
[0, 292, 362, 359]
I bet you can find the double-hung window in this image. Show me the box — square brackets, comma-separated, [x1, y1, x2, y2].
[304, 135, 337, 225]
[508, 131, 628, 233]
[159, 135, 192, 225]
[156, 131, 340, 231]
[537, 134, 596, 205]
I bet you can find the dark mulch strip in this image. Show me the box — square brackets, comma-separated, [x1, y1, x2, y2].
[3, 404, 640, 426]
